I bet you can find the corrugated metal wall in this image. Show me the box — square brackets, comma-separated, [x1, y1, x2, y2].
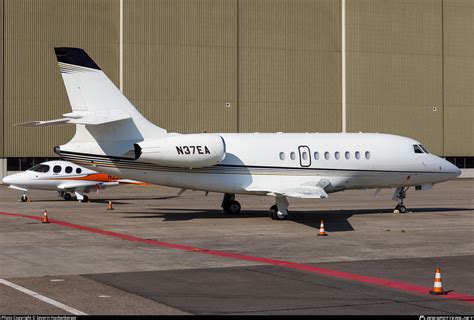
[443, 0, 474, 156]
[238, 0, 341, 133]
[124, 0, 238, 134]
[3, 0, 119, 156]
[346, 0, 444, 155]
[1, 0, 473, 157]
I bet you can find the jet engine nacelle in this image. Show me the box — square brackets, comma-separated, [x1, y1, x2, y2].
[136, 134, 226, 168]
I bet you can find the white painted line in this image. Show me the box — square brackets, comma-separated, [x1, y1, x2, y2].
[0, 278, 87, 315]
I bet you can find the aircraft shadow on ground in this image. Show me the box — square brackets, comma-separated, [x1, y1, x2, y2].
[27, 196, 178, 204]
[120, 207, 473, 232]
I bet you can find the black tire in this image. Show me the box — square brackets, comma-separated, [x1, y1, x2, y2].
[20, 195, 28, 202]
[81, 195, 89, 203]
[269, 205, 278, 220]
[224, 200, 241, 214]
[398, 205, 407, 213]
[63, 193, 72, 201]
[269, 205, 288, 220]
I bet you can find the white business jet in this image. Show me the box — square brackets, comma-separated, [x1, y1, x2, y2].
[17, 48, 461, 219]
[2, 160, 144, 202]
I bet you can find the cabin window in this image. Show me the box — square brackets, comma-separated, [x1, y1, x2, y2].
[30, 164, 50, 173]
[65, 166, 73, 173]
[345, 151, 350, 160]
[302, 152, 308, 160]
[290, 152, 296, 160]
[53, 165, 62, 173]
[355, 151, 360, 160]
[335, 151, 340, 160]
[365, 151, 371, 160]
[413, 145, 424, 154]
[314, 152, 319, 160]
[324, 151, 330, 160]
[279, 152, 285, 160]
[76, 168, 82, 174]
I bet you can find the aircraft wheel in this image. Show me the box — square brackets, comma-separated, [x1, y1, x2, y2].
[398, 205, 407, 214]
[269, 205, 278, 220]
[81, 195, 89, 203]
[20, 195, 28, 202]
[269, 205, 288, 220]
[223, 200, 241, 214]
[63, 193, 72, 201]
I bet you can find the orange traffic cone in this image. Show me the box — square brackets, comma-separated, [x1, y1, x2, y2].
[107, 200, 114, 210]
[429, 267, 447, 295]
[42, 210, 50, 224]
[317, 220, 328, 236]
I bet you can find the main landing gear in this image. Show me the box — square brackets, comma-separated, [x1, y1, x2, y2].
[20, 194, 28, 202]
[221, 193, 290, 220]
[393, 187, 409, 213]
[269, 196, 289, 220]
[58, 191, 73, 201]
[222, 193, 241, 214]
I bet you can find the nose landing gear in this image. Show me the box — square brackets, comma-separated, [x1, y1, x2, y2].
[393, 187, 409, 213]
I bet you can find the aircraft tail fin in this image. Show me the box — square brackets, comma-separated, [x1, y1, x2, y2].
[18, 48, 168, 157]
[54, 47, 165, 134]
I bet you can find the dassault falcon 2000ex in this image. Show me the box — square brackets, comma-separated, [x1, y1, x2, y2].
[2, 160, 145, 202]
[17, 48, 461, 220]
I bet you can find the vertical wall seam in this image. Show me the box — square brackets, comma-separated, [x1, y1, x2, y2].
[441, 0, 445, 156]
[2, 0, 4, 157]
[236, 0, 239, 133]
[119, 0, 123, 92]
[341, 0, 346, 133]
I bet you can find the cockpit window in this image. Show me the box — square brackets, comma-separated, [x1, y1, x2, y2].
[413, 145, 424, 154]
[29, 164, 50, 172]
[419, 144, 430, 154]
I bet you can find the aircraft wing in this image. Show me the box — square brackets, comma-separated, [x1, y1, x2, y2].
[8, 185, 28, 192]
[117, 179, 151, 186]
[57, 181, 119, 191]
[246, 185, 328, 199]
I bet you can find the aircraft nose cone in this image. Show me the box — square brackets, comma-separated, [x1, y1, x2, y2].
[449, 162, 462, 178]
[443, 159, 461, 178]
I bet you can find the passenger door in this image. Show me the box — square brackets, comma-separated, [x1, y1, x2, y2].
[298, 146, 311, 167]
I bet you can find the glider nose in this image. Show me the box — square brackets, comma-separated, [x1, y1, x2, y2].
[2, 175, 12, 185]
[2, 172, 22, 185]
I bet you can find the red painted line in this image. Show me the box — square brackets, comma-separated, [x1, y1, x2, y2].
[2, 211, 473, 304]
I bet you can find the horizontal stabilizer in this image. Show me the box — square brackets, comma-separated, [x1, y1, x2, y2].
[15, 111, 131, 127]
[15, 118, 71, 127]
